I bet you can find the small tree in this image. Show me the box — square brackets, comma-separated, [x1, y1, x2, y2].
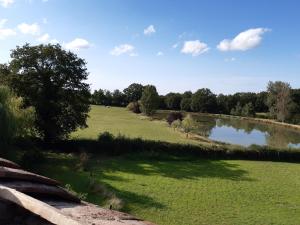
[166, 112, 183, 125]
[181, 114, 197, 138]
[123, 83, 144, 102]
[230, 102, 242, 116]
[127, 101, 141, 114]
[171, 119, 182, 131]
[241, 102, 255, 117]
[140, 85, 159, 116]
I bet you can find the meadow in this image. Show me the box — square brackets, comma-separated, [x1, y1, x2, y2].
[34, 105, 300, 225]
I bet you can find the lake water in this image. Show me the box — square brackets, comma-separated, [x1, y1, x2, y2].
[193, 115, 300, 148]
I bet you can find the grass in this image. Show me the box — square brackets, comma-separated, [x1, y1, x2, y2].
[21, 105, 300, 224]
[72, 105, 195, 144]
[38, 153, 300, 225]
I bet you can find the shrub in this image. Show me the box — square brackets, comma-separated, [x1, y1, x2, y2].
[166, 112, 183, 125]
[0, 86, 35, 145]
[171, 119, 182, 131]
[182, 114, 197, 137]
[127, 101, 141, 114]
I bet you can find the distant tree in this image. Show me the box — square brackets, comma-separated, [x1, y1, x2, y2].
[180, 98, 191, 111]
[241, 102, 255, 117]
[255, 91, 268, 112]
[181, 114, 197, 138]
[112, 89, 126, 106]
[0, 64, 11, 86]
[92, 89, 106, 105]
[103, 90, 113, 106]
[165, 93, 182, 110]
[182, 91, 193, 99]
[140, 85, 159, 116]
[7, 44, 90, 141]
[123, 83, 144, 102]
[191, 88, 217, 113]
[267, 81, 292, 122]
[230, 102, 242, 116]
[158, 95, 167, 109]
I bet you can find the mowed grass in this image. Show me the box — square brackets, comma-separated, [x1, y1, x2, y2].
[72, 105, 193, 144]
[39, 154, 300, 225]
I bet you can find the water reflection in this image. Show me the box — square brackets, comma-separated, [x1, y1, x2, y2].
[193, 115, 300, 148]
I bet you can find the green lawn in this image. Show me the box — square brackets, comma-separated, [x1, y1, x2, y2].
[72, 105, 193, 144]
[37, 105, 300, 225]
[39, 154, 300, 225]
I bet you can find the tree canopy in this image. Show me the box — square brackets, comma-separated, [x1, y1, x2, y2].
[140, 85, 159, 116]
[5, 44, 91, 141]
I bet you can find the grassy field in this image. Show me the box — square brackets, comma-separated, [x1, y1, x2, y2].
[72, 105, 195, 144]
[39, 154, 300, 225]
[36, 105, 300, 225]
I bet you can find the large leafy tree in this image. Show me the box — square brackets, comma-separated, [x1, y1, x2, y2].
[6, 44, 91, 141]
[140, 85, 159, 116]
[123, 83, 144, 102]
[165, 93, 182, 110]
[191, 88, 217, 113]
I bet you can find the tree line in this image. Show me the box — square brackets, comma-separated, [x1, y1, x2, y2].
[92, 81, 300, 123]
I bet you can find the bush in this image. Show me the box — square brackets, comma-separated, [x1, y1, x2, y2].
[171, 119, 182, 131]
[166, 112, 183, 125]
[127, 101, 141, 114]
[0, 86, 35, 145]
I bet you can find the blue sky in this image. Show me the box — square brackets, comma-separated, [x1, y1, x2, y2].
[0, 0, 299, 94]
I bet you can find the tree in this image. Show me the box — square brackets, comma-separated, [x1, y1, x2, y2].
[0, 86, 35, 145]
[123, 83, 144, 102]
[267, 81, 292, 122]
[230, 102, 242, 116]
[241, 102, 255, 117]
[171, 119, 182, 131]
[112, 89, 126, 106]
[92, 89, 106, 105]
[165, 93, 182, 110]
[191, 88, 217, 113]
[181, 114, 197, 138]
[180, 97, 191, 111]
[8, 44, 90, 141]
[140, 85, 159, 116]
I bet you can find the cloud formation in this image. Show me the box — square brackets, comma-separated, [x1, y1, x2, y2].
[181, 40, 209, 56]
[0, 0, 14, 8]
[37, 33, 50, 43]
[18, 23, 40, 35]
[144, 25, 155, 35]
[110, 44, 135, 56]
[217, 28, 270, 51]
[65, 38, 90, 50]
[0, 19, 16, 39]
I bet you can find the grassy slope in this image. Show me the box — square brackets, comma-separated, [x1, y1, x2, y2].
[72, 105, 194, 144]
[40, 154, 300, 225]
[38, 105, 300, 225]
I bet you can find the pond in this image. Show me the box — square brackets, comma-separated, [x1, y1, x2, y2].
[192, 115, 300, 148]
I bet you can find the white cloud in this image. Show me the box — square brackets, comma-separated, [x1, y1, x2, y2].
[181, 40, 209, 56]
[0, 28, 16, 39]
[0, 19, 16, 39]
[144, 25, 155, 35]
[0, 0, 14, 8]
[18, 23, 40, 35]
[65, 38, 90, 50]
[217, 28, 270, 51]
[49, 39, 59, 44]
[110, 44, 135, 56]
[37, 33, 50, 43]
[0, 19, 8, 28]
[157, 51, 163, 56]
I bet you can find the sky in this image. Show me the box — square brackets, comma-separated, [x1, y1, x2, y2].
[0, 0, 299, 94]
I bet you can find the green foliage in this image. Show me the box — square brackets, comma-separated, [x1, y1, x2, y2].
[0, 86, 35, 145]
[171, 119, 182, 131]
[65, 184, 88, 201]
[241, 102, 255, 117]
[127, 101, 141, 114]
[8, 44, 91, 141]
[267, 81, 292, 122]
[140, 85, 159, 116]
[123, 83, 144, 102]
[165, 93, 182, 110]
[191, 88, 217, 113]
[111, 89, 126, 106]
[166, 112, 183, 125]
[180, 97, 191, 111]
[181, 114, 197, 136]
[230, 102, 243, 116]
[20, 149, 45, 170]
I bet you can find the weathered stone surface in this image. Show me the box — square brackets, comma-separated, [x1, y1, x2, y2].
[0, 167, 60, 186]
[0, 158, 21, 169]
[0, 181, 80, 203]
